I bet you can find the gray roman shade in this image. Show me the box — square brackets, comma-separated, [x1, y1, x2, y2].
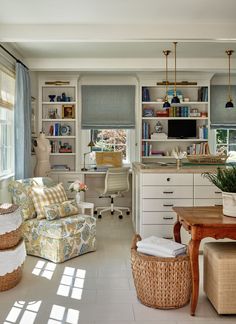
[211, 85, 236, 129]
[81, 85, 135, 129]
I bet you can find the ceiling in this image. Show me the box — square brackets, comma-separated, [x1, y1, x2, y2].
[1, 0, 236, 71]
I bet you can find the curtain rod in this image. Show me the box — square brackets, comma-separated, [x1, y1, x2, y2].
[0, 44, 29, 70]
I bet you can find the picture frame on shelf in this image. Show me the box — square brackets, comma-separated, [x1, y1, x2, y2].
[62, 104, 75, 119]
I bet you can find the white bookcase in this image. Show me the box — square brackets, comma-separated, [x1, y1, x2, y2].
[38, 77, 79, 172]
[140, 81, 210, 161]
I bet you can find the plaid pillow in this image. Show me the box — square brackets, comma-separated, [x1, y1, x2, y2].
[44, 200, 79, 221]
[30, 183, 68, 219]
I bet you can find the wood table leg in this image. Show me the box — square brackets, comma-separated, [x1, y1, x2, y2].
[173, 220, 182, 243]
[188, 238, 201, 316]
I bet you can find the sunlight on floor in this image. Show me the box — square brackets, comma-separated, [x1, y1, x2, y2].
[57, 266, 86, 300]
[4, 301, 42, 324]
[48, 304, 80, 324]
[32, 260, 56, 280]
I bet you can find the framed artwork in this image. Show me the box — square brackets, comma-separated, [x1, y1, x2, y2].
[62, 104, 75, 119]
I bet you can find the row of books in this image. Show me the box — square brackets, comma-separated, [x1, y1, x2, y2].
[168, 106, 189, 117]
[199, 126, 208, 139]
[198, 87, 208, 102]
[187, 142, 209, 155]
[143, 122, 150, 139]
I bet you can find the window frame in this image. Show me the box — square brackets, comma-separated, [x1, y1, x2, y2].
[215, 129, 236, 161]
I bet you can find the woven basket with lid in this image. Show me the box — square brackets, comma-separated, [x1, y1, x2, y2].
[131, 234, 192, 309]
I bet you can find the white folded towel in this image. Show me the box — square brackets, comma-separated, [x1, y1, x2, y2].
[137, 236, 186, 257]
[137, 247, 174, 258]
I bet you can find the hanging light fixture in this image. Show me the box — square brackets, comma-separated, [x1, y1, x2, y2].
[163, 50, 171, 108]
[225, 49, 234, 109]
[171, 42, 180, 104]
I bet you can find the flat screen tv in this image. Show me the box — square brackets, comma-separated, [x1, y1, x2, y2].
[168, 120, 197, 138]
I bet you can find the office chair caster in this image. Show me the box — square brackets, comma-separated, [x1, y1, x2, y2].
[111, 211, 114, 215]
[119, 215, 123, 219]
[98, 214, 102, 219]
[126, 211, 130, 215]
[94, 210, 97, 215]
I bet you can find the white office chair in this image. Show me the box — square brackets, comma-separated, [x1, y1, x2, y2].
[95, 167, 130, 219]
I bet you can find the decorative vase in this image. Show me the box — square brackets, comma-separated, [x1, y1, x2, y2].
[222, 192, 236, 217]
[75, 192, 81, 206]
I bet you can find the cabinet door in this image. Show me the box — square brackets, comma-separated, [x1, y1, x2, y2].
[142, 186, 193, 199]
[194, 174, 215, 186]
[142, 173, 193, 186]
[142, 198, 193, 211]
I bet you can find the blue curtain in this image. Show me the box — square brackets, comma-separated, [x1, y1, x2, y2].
[14, 63, 31, 179]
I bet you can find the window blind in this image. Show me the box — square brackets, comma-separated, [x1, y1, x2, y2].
[81, 85, 135, 129]
[210, 85, 236, 129]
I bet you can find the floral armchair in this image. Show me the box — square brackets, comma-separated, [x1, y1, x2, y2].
[8, 177, 96, 263]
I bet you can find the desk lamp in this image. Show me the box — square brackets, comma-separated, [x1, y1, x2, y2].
[81, 139, 95, 171]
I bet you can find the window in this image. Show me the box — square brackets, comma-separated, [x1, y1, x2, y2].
[216, 129, 236, 161]
[92, 129, 129, 163]
[0, 67, 15, 177]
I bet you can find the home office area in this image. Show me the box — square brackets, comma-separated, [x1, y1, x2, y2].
[1, 0, 236, 323]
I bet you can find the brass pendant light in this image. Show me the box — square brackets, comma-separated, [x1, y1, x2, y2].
[171, 42, 180, 104]
[225, 49, 234, 109]
[163, 50, 171, 108]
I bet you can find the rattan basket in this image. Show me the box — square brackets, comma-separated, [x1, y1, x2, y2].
[0, 265, 23, 292]
[187, 154, 227, 164]
[131, 234, 192, 309]
[0, 226, 22, 250]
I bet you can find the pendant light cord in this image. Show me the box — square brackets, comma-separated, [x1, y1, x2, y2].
[174, 42, 177, 96]
[226, 50, 234, 102]
[163, 50, 171, 100]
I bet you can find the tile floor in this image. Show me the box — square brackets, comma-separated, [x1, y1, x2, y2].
[1, 213, 236, 324]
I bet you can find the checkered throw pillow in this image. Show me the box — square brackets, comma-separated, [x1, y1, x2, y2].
[30, 183, 68, 219]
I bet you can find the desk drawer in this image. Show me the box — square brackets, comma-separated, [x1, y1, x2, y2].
[58, 174, 82, 191]
[142, 173, 193, 186]
[194, 186, 222, 199]
[140, 224, 174, 239]
[142, 186, 193, 199]
[142, 198, 193, 211]
[194, 198, 222, 206]
[142, 211, 177, 225]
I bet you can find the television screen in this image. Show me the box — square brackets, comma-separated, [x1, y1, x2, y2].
[168, 120, 197, 138]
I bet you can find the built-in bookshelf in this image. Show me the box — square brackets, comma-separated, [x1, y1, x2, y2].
[140, 83, 210, 160]
[38, 78, 78, 172]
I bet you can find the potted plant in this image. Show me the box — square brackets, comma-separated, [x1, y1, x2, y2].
[203, 165, 236, 217]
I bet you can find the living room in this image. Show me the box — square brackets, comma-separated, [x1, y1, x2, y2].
[1, 0, 236, 323]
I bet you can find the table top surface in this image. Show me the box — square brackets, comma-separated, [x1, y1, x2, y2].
[173, 206, 236, 227]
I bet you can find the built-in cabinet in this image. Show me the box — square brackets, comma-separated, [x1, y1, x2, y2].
[140, 83, 210, 161]
[38, 78, 79, 172]
[133, 170, 223, 244]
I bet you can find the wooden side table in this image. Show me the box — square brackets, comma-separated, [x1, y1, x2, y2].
[77, 202, 94, 217]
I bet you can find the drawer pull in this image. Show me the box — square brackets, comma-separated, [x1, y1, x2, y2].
[163, 236, 173, 240]
[67, 181, 74, 184]
[163, 204, 174, 207]
[214, 191, 222, 194]
[166, 178, 171, 182]
[215, 204, 223, 206]
[163, 191, 174, 194]
[163, 217, 174, 220]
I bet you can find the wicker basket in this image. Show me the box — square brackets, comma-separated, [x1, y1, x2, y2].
[131, 234, 192, 309]
[0, 265, 23, 292]
[187, 154, 227, 164]
[0, 225, 22, 250]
